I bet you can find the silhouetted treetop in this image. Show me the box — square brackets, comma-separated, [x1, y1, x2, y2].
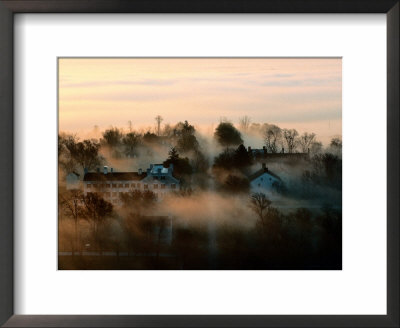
[173, 120, 199, 153]
[143, 131, 160, 144]
[122, 132, 141, 157]
[61, 136, 103, 171]
[234, 144, 253, 168]
[163, 147, 192, 180]
[102, 128, 123, 147]
[214, 122, 243, 148]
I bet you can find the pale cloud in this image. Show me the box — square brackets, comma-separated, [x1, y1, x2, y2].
[59, 58, 342, 144]
[61, 78, 177, 88]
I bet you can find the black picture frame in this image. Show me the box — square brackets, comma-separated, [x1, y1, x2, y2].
[0, 1, 398, 327]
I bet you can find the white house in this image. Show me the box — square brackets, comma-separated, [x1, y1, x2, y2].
[82, 164, 180, 205]
[248, 163, 282, 195]
[141, 164, 180, 198]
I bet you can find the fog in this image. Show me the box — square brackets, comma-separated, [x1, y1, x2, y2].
[58, 119, 342, 270]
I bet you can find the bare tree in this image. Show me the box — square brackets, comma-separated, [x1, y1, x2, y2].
[310, 141, 323, 155]
[60, 189, 85, 254]
[162, 123, 174, 138]
[282, 129, 299, 153]
[298, 132, 316, 153]
[264, 125, 282, 153]
[329, 137, 342, 156]
[238, 116, 251, 133]
[155, 115, 163, 136]
[330, 137, 342, 149]
[249, 193, 272, 231]
[82, 193, 113, 250]
[62, 136, 103, 172]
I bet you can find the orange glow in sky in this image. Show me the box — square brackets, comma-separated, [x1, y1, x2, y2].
[59, 58, 341, 144]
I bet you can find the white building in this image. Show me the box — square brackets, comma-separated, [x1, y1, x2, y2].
[141, 164, 180, 197]
[83, 164, 180, 205]
[248, 163, 282, 195]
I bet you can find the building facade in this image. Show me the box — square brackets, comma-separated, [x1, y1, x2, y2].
[248, 163, 283, 195]
[82, 164, 179, 205]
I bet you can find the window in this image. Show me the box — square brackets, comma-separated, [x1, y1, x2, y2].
[260, 178, 263, 181]
[125, 183, 129, 188]
[136, 184, 141, 189]
[144, 184, 148, 190]
[112, 199, 118, 204]
[87, 184, 91, 188]
[161, 176, 166, 180]
[93, 183, 97, 188]
[112, 183, 117, 188]
[258, 184, 261, 187]
[112, 192, 117, 197]
[118, 184, 123, 188]
[269, 178, 272, 181]
[154, 184, 158, 189]
[161, 184, 166, 189]
[154, 176, 158, 180]
[171, 184, 176, 190]
[106, 184, 110, 188]
[101, 184, 105, 188]
[131, 183, 135, 188]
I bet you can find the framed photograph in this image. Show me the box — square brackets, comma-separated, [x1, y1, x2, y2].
[1, 1, 398, 327]
[57, 57, 343, 271]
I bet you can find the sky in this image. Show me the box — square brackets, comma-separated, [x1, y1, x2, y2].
[59, 58, 342, 144]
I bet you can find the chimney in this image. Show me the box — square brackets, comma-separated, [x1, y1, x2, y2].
[261, 163, 269, 172]
[84, 167, 88, 174]
[103, 166, 108, 174]
[169, 164, 174, 175]
[282, 147, 285, 153]
[248, 146, 252, 152]
[138, 168, 142, 175]
[147, 168, 151, 175]
[96, 167, 100, 173]
[110, 167, 114, 173]
[157, 168, 162, 174]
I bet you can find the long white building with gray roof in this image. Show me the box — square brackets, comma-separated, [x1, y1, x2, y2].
[82, 164, 180, 205]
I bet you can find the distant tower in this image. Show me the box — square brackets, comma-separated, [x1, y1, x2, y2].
[155, 115, 163, 136]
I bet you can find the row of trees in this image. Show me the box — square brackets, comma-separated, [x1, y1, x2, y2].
[60, 190, 113, 253]
[230, 192, 342, 269]
[59, 188, 341, 269]
[60, 187, 167, 256]
[60, 115, 341, 178]
[59, 135, 103, 173]
[100, 119, 201, 157]
[214, 119, 340, 155]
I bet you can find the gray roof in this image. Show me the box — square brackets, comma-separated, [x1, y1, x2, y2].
[248, 167, 281, 182]
[83, 172, 146, 182]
